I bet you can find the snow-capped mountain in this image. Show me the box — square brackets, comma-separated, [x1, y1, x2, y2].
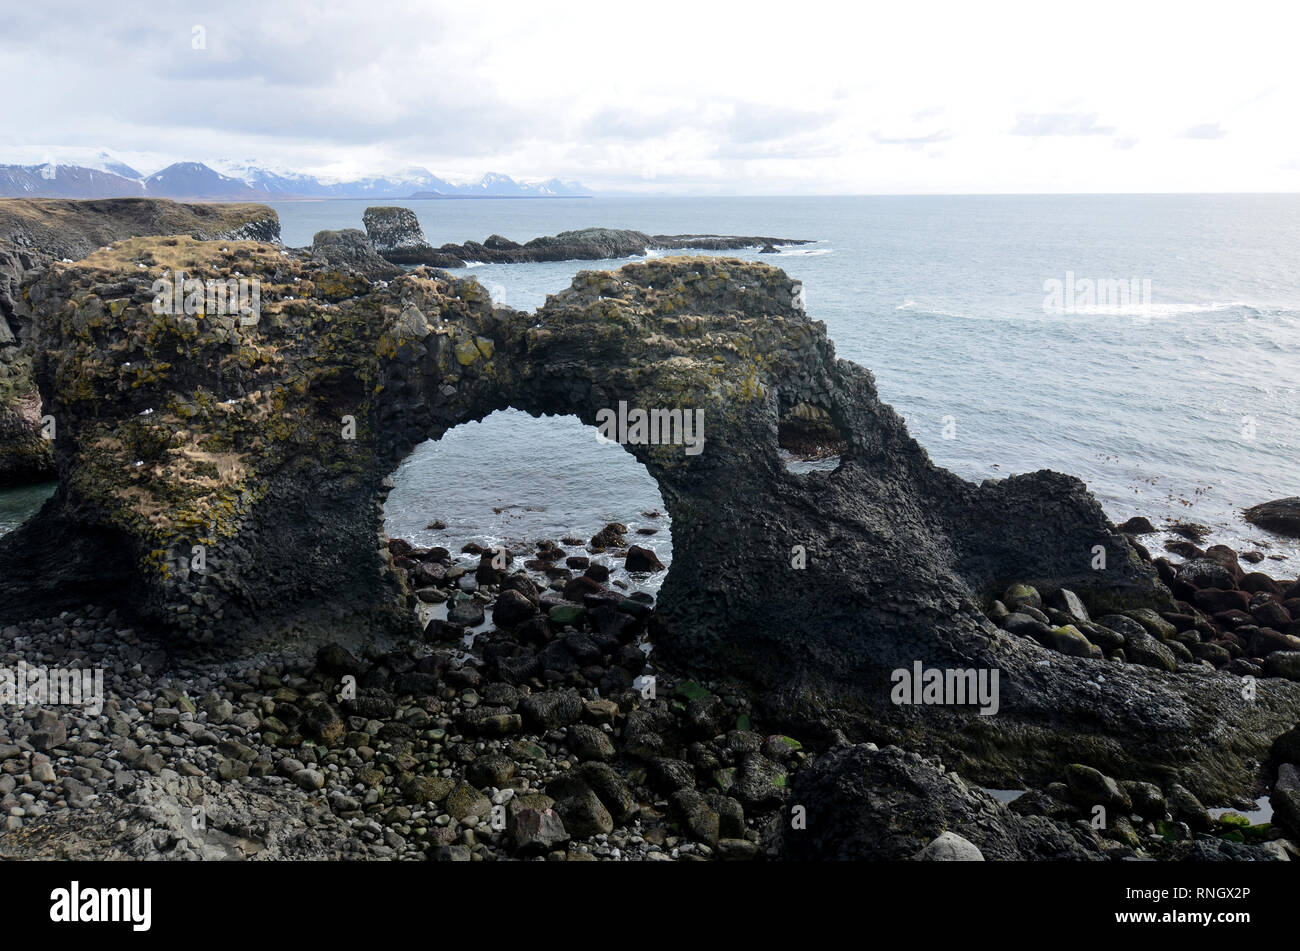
[83, 151, 144, 179]
[0, 163, 145, 199]
[209, 159, 334, 197]
[0, 155, 594, 199]
[143, 162, 259, 199]
[522, 177, 595, 197]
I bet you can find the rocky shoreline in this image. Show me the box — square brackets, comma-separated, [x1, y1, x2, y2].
[1, 205, 1298, 862]
[3, 511, 1298, 861]
[987, 535, 1300, 675]
[356, 205, 812, 268]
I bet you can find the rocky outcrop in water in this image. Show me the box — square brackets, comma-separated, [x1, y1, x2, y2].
[4, 240, 1299, 809]
[359, 206, 811, 268]
[361, 206, 464, 268]
[1245, 498, 1300, 539]
[0, 198, 281, 486]
[310, 228, 403, 280]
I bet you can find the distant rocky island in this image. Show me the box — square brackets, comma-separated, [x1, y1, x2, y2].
[348, 205, 811, 268]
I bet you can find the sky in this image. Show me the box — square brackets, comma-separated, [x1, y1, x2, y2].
[1, 0, 1298, 195]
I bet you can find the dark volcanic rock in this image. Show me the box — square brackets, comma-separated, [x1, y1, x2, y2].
[624, 544, 665, 573]
[492, 589, 538, 627]
[1273, 763, 1300, 837]
[782, 745, 1102, 860]
[362, 206, 464, 267]
[431, 227, 814, 266]
[1118, 515, 1156, 535]
[310, 228, 403, 280]
[0, 197, 280, 487]
[5, 247, 1298, 802]
[1244, 498, 1300, 538]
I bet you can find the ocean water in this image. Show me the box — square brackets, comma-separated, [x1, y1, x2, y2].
[4, 196, 1298, 582]
[0, 480, 56, 537]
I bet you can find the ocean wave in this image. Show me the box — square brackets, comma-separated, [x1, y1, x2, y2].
[774, 247, 832, 256]
[1046, 300, 1266, 319]
[895, 299, 1281, 322]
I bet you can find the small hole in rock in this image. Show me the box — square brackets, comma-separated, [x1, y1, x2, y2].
[779, 401, 847, 474]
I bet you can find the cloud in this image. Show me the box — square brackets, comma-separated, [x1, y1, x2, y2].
[725, 104, 839, 145]
[873, 129, 954, 149]
[1010, 113, 1116, 137]
[1, 0, 1298, 193]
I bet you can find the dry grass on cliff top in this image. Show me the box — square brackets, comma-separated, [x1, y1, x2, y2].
[0, 198, 277, 262]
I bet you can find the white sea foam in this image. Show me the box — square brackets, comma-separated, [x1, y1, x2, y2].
[773, 247, 832, 256]
[1051, 300, 1260, 319]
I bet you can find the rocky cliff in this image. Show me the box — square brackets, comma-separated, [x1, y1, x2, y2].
[0, 198, 281, 486]
[3, 237, 1297, 803]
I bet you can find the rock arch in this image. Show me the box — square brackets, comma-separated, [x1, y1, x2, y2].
[3, 235, 1296, 799]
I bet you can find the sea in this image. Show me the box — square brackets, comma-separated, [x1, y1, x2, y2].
[4, 195, 1298, 587]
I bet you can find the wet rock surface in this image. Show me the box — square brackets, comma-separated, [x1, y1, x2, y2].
[1245, 498, 1300, 539]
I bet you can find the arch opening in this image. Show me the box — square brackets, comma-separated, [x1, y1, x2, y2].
[778, 401, 848, 474]
[0, 479, 57, 539]
[382, 409, 672, 657]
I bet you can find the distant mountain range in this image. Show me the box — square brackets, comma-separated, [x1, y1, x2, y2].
[0, 152, 594, 200]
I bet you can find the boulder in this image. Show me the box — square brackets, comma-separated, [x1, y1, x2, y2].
[782, 745, 1101, 861]
[1177, 557, 1236, 591]
[509, 805, 568, 856]
[912, 831, 984, 861]
[1097, 614, 1177, 672]
[1002, 583, 1042, 611]
[1244, 498, 1300, 538]
[362, 206, 464, 267]
[1192, 588, 1251, 615]
[1166, 783, 1212, 832]
[1121, 780, 1167, 820]
[310, 228, 403, 279]
[624, 544, 665, 573]
[1117, 516, 1156, 534]
[1034, 624, 1101, 658]
[491, 589, 538, 627]
[1264, 652, 1300, 682]
[1064, 764, 1131, 811]
[1047, 588, 1090, 623]
[1270, 764, 1300, 838]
